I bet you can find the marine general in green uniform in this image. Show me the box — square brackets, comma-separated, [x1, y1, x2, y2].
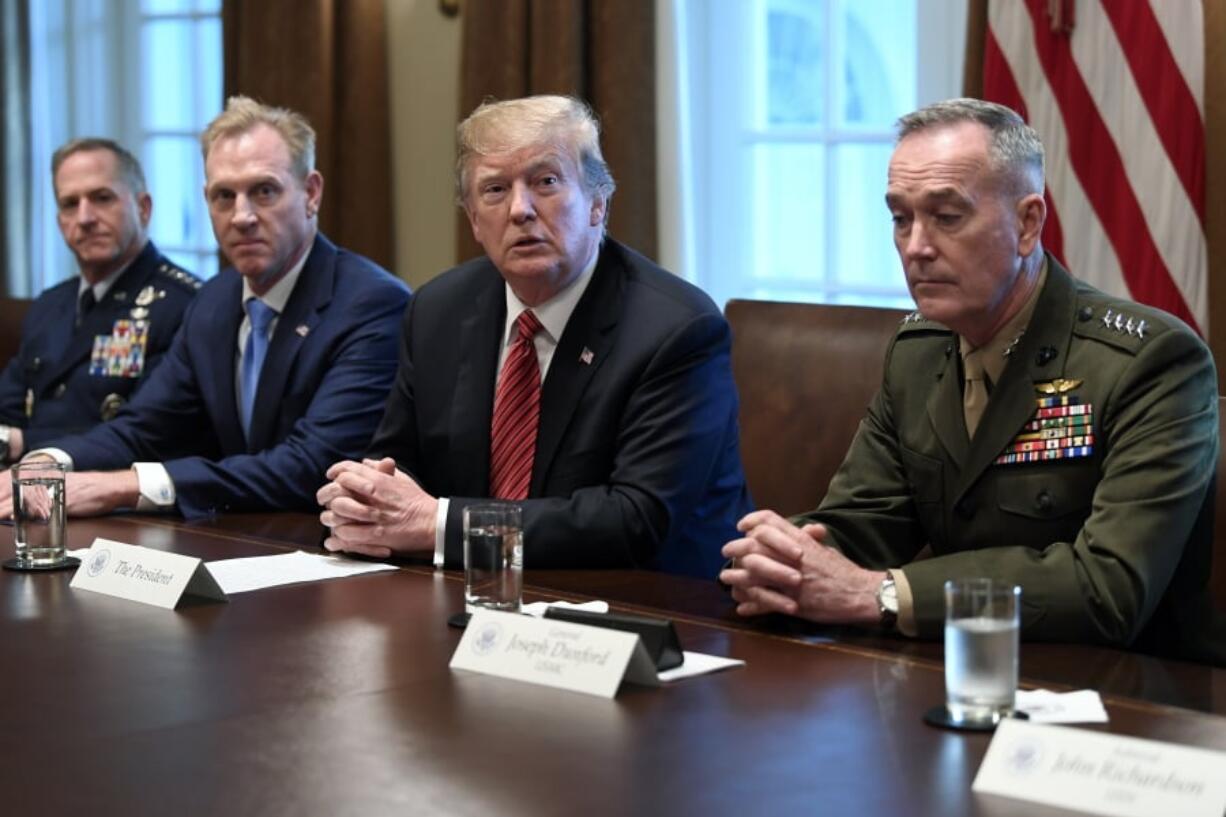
[720, 98, 1219, 664]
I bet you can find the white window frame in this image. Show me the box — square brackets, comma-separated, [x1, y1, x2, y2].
[657, 0, 968, 309]
[25, 0, 221, 294]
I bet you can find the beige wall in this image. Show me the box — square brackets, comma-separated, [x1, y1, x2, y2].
[386, 0, 462, 289]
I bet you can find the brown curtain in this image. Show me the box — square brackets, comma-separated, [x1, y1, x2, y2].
[222, 0, 393, 271]
[456, 0, 657, 265]
[963, 1, 1226, 391]
[0, 0, 32, 296]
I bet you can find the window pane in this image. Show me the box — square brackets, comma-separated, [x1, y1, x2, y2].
[140, 20, 194, 131]
[765, 0, 824, 127]
[143, 135, 213, 266]
[195, 18, 223, 128]
[750, 144, 826, 286]
[140, 0, 218, 13]
[831, 143, 913, 306]
[837, 0, 917, 129]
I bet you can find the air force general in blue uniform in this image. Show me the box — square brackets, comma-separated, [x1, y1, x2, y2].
[0, 241, 199, 452]
[0, 137, 201, 464]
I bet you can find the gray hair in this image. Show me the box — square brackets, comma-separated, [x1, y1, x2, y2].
[51, 138, 147, 197]
[201, 95, 317, 180]
[455, 95, 616, 210]
[897, 98, 1045, 195]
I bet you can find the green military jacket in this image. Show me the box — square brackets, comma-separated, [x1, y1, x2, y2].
[800, 256, 1219, 662]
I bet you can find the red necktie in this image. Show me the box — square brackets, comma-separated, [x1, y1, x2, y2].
[489, 310, 544, 499]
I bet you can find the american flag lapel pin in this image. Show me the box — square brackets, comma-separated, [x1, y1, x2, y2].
[579, 347, 594, 365]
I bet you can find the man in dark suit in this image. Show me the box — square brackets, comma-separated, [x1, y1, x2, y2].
[0, 96, 409, 519]
[720, 99, 1218, 662]
[0, 138, 200, 463]
[318, 95, 749, 577]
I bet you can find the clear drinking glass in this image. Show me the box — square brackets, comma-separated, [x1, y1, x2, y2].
[943, 578, 1021, 726]
[463, 503, 523, 613]
[12, 461, 68, 566]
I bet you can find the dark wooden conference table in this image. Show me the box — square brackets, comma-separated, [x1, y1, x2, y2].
[2, 513, 1224, 816]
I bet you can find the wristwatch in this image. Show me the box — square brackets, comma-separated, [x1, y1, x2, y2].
[876, 572, 898, 631]
[0, 425, 10, 464]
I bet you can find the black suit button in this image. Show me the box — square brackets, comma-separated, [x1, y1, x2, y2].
[53, 383, 67, 398]
[1035, 346, 1057, 366]
[1035, 490, 1053, 512]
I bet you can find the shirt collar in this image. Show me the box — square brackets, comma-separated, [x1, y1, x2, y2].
[501, 249, 599, 348]
[960, 257, 1049, 385]
[241, 243, 311, 314]
[78, 241, 146, 302]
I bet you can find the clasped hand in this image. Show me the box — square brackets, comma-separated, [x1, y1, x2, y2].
[719, 510, 885, 625]
[317, 457, 438, 558]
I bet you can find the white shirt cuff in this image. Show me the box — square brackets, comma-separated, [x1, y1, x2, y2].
[25, 448, 74, 468]
[434, 497, 449, 569]
[132, 462, 176, 510]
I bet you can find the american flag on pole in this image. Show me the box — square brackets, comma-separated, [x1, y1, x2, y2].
[983, 0, 1206, 334]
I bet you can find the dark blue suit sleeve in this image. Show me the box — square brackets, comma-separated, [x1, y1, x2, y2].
[163, 283, 408, 517]
[0, 354, 28, 427]
[55, 262, 409, 518]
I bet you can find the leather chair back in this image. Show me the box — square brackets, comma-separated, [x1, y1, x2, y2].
[0, 296, 32, 366]
[726, 299, 908, 516]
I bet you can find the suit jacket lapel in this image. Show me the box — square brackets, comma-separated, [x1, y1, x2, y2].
[449, 267, 504, 495]
[36, 244, 157, 391]
[204, 272, 246, 455]
[953, 257, 1077, 501]
[531, 246, 621, 496]
[247, 236, 335, 452]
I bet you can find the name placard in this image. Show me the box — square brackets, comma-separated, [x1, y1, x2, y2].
[973, 719, 1226, 817]
[450, 608, 660, 698]
[70, 538, 227, 609]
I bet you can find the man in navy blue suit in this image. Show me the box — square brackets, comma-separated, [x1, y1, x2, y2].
[317, 95, 749, 577]
[1, 97, 409, 519]
[0, 138, 200, 464]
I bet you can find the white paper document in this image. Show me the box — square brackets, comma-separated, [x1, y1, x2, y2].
[202, 551, 397, 594]
[521, 599, 610, 617]
[657, 651, 745, 683]
[1015, 689, 1109, 723]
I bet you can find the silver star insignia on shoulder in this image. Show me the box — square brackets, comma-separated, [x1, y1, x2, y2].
[1099, 307, 1148, 342]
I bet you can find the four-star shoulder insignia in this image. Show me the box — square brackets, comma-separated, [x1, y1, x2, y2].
[157, 263, 203, 290]
[1099, 307, 1147, 340]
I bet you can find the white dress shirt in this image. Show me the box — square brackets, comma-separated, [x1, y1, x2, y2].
[432, 251, 599, 567]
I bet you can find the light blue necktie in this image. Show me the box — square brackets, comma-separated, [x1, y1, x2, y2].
[241, 298, 277, 439]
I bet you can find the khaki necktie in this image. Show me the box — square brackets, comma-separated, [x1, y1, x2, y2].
[963, 347, 990, 439]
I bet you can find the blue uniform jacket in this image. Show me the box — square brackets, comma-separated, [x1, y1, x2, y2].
[0, 241, 200, 451]
[51, 234, 411, 518]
